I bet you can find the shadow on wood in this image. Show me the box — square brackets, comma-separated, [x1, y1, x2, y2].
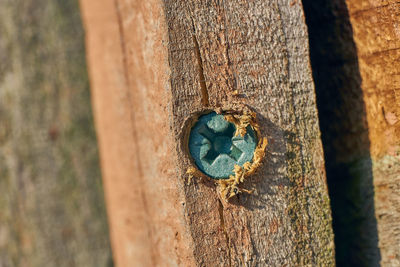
[302, 1, 381, 265]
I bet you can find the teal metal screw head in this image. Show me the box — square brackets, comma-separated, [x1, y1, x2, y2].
[188, 112, 257, 179]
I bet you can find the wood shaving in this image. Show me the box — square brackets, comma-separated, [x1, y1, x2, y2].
[224, 112, 254, 137]
[186, 166, 207, 185]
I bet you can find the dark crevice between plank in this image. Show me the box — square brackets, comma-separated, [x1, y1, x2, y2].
[302, 1, 381, 266]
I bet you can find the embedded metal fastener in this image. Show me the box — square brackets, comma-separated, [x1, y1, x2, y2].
[188, 112, 257, 179]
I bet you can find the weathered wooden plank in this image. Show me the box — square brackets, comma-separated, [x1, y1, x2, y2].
[81, 0, 335, 265]
[165, 1, 334, 266]
[79, 0, 197, 266]
[346, 1, 400, 265]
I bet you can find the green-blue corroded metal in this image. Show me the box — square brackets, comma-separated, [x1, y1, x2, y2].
[188, 112, 257, 179]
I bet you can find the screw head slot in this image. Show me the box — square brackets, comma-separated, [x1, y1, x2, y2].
[188, 112, 257, 179]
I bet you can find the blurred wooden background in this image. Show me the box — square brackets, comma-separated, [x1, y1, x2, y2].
[0, 0, 113, 266]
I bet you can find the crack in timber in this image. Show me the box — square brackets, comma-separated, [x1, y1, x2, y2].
[192, 31, 209, 106]
[218, 199, 232, 267]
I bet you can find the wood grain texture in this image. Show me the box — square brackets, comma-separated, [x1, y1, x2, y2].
[0, 0, 112, 266]
[166, 1, 334, 265]
[80, 0, 197, 266]
[81, 0, 335, 265]
[345, 1, 400, 265]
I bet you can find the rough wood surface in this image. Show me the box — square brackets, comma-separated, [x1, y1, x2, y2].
[0, 0, 112, 266]
[81, 0, 335, 266]
[345, 1, 400, 265]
